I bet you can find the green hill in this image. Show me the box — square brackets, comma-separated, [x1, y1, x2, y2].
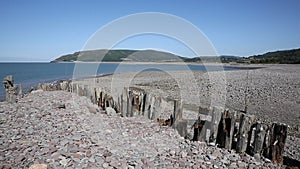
[52, 48, 300, 64]
[248, 48, 300, 64]
[52, 49, 183, 62]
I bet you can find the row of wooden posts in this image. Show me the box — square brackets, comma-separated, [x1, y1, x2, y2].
[26, 79, 289, 164]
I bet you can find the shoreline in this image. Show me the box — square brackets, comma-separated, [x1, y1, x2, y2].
[0, 62, 252, 101]
[1, 64, 300, 167]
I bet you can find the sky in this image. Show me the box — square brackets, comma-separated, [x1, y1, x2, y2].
[0, 0, 300, 62]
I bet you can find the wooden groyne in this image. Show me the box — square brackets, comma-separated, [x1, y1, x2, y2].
[3, 77, 288, 165]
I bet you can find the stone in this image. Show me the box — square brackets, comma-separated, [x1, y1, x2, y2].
[208, 155, 217, 160]
[105, 107, 116, 116]
[57, 103, 66, 109]
[103, 150, 112, 158]
[29, 164, 47, 169]
[237, 161, 246, 168]
[73, 152, 81, 158]
[72, 135, 81, 141]
[170, 150, 176, 156]
[220, 159, 229, 165]
[59, 158, 69, 167]
[253, 153, 261, 161]
[181, 151, 188, 158]
[228, 162, 238, 169]
[128, 165, 135, 169]
[102, 162, 109, 168]
[88, 157, 96, 163]
[87, 106, 98, 114]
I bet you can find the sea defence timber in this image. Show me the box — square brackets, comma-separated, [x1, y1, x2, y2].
[3, 76, 288, 165]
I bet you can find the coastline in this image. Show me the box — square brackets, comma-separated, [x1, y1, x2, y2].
[1, 63, 300, 167]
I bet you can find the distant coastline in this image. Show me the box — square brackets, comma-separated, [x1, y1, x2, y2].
[52, 48, 300, 64]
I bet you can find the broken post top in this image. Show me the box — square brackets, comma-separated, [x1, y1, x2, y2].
[3, 75, 18, 103]
[3, 75, 14, 89]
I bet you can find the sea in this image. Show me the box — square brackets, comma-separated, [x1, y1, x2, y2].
[0, 62, 240, 101]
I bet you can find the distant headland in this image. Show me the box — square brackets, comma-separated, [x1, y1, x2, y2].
[52, 48, 300, 64]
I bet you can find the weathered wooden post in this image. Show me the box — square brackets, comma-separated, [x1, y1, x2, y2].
[3, 75, 17, 103]
[121, 88, 128, 117]
[209, 107, 223, 144]
[71, 83, 77, 94]
[236, 113, 256, 153]
[19, 83, 23, 97]
[148, 96, 161, 120]
[128, 87, 144, 116]
[127, 90, 133, 117]
[172, 99, 182, 129]
[171, 99, 188, 137]
[251, 122, 267, 155]
[196, 107, 211, 142]
[148, 95, 156, 120]
[87, 87, 96, 104]
[115, 96, 121, 113]
[77, 85, 83, 96]
[216, 109, 237, 149]
[193, 117, 206, 141]
[141, 93, 147, 115]
[264, 122, 288, 164]
[60, 80, 70, 91]
[143, 93, 151, 119]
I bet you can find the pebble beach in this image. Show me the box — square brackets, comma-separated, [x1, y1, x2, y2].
[0, 90, 288, 169]
[0, 63, 299, 168]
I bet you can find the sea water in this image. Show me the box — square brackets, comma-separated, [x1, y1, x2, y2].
[0, 62, 238, 100]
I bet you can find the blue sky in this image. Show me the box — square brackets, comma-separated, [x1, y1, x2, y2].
[0, 0, 300, 61]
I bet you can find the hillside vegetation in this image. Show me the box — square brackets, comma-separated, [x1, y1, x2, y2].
[52, 49, 182, 62]
[248, 48, 300, 64]
[52, 48, 300, 64]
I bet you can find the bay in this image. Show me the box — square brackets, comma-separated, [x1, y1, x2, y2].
[0, 62, 239, 100]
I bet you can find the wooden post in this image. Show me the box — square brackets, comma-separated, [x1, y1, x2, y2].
[60, 81, 69, 91]
[95, 88, 101, 108]
[143, 93, 151, 119]
[127, 90, 133, 117]
[149, 96, 161, 120]
[83, 85, 88, 97]
[71, 83, 76, 94]
[172, 99, 183, 129]
[175, 120, 188, 137]
[236, 113, 255, 153]
[95, 88, 100, 107]
[249, 122, 267, 156]
[140, 92, 145, 115]
[2, 75, 17, 103]
[115, 96, 121, 113]
[195, 107, 210, 142]
[141, 93, 147, 115]
[209, 107, 223, 144]
[121, 88, 128, 117]
[216, 109, 237, 149]
[265, 123, 288, 164]
[193, 117, 207, 141]
[78, 85, 83, 96]
[87, 87, 96, 104]
[148, 95, 155, 120]
[19, 83, 23, 97]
